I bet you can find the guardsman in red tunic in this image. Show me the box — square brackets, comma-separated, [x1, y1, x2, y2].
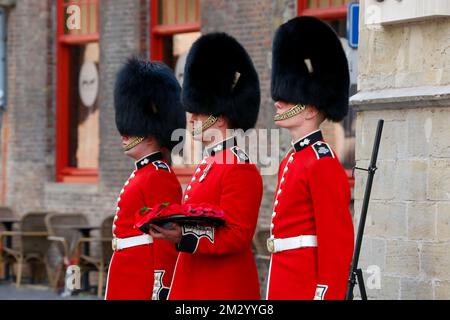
[105, 57, 185, 300]
[149, 33, 263, 299]
[266, 17, 355, 300]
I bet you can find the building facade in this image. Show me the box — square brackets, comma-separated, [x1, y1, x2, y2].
[353, 0, 450, 300]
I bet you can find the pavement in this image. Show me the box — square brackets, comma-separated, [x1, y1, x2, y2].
[0, 282, 101, 300]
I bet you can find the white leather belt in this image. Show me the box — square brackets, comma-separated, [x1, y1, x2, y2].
[112, 234, 153, 251]
[267, 235, 317, 253]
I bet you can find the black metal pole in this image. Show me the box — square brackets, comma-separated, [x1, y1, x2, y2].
[345, 119, 384, 300]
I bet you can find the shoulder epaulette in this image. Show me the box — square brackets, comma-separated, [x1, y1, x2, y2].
[312, 142, 335, 159]
[230, 146, 250, 163]
[152, 160, 171, 172]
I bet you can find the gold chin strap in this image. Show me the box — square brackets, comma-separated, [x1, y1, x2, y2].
[123, 136, 145, 151]
[192, 115, 218, 136]
[273, 104, 306, 122]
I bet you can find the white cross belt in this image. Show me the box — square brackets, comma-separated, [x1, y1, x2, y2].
[267, 235, 317, 253]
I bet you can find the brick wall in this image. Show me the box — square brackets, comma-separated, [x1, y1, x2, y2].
[0, 0, 293, 218]
[3, 0, 50, 214]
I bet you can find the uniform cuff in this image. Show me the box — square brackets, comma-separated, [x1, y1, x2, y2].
[176, 231, 199, 254]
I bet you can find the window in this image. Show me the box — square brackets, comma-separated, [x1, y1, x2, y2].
[298, 0, 357, 187]
[150, 0, 201, 184]
[150, 0, 201, 64]
[56, 0, 100, 183]
[298, 0, 352, 19]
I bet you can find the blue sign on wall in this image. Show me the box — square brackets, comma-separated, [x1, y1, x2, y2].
[347, 2, 359, 49]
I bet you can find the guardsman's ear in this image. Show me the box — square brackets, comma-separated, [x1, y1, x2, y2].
[146, 136, 160, 148]
[216, 115, 228, 128]
[304, 105, 320, 120]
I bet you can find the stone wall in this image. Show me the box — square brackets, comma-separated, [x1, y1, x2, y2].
[352, 1, 450, 299]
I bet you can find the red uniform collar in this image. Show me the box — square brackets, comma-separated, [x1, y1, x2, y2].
[291, 130, 323, 152]
[134, 151, 163, 170]
[204, 137, 237, 157]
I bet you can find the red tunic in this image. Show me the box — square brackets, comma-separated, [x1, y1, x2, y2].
[266, 130, 354, 300]
[168, 138, 263, 300]
[105, 152, 181, 300]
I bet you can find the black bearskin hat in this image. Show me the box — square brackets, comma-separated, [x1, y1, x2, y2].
[114, 57, 186, 150]
[271, 16, 350, 122]
[182, 32, 260, 131]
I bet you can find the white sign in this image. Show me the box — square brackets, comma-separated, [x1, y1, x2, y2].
[365, 0, 450, 25]
[79, 61, 99, 108]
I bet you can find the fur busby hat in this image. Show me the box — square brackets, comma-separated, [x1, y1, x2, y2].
[271, 16, 350, 122]
[114, 57, 186, 150]
[182, 32, 261, 131]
